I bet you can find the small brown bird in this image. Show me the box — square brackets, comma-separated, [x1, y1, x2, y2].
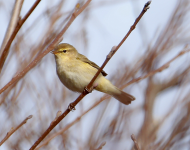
[52, 43, 135, 105]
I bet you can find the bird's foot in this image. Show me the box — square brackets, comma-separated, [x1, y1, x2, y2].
[84, 83, 98, 94]
[84, 87, 92, 94]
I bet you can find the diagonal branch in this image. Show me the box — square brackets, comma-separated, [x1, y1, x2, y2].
[122, 47, 190, 88]
[0, 115, 32, 146]
[159, 66, 190, 92]
[36, 95, 109, 149]
[0, 0, 41, 73]
[131, 134, 141, 150]
[0, 0, 24, 54]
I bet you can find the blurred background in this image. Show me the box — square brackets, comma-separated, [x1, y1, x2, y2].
[1, 0, 190, 149]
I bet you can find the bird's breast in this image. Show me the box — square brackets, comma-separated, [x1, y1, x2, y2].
[56, 58, 100, 93]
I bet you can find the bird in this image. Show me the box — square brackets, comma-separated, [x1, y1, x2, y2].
[52, 43, 135, 105]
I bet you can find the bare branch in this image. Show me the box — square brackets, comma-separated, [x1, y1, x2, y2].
[0, 0, 24, 54]
[0, 115, 32, 146]
[122, 47, 190, 88]
[131, 134, 140, 150]
[94, 142, 106, 150]
[36, 95, 109, 149]
[0, 0, 41, 73]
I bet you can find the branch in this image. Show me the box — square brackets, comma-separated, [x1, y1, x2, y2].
[0, 0, 41, 73]
[131, 134, 140, 150]
[158, 65, 190, 92]
[94, 142, 106, 150]
[0, 0, 24, 53]
[122, 47, 190, 88]
[29, 1, 151, 149]
[0, 115, 32, 146]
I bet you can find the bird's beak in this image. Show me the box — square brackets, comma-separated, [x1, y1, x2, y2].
[51, 50, 57, 54]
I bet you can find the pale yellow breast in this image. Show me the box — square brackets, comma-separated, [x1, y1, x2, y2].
[55, 55, 102, 92]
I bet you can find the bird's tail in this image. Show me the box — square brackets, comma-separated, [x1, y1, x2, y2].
[96, 77, 135, 105]
[112, 88, 135, 105]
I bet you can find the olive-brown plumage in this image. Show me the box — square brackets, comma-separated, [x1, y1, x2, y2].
[52, 43, 135, 105]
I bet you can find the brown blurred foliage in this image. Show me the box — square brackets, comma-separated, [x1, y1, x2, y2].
[0, 0, 190, 150]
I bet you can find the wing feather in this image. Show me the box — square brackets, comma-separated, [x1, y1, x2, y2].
[77, 53, 107, 76]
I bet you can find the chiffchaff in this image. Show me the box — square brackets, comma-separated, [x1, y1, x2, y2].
[52, 43, 135, 105]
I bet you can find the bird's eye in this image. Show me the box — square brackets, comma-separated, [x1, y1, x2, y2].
[63, 50, 67, 53]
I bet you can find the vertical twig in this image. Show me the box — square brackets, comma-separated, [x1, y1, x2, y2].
[0, 0, 24, 54]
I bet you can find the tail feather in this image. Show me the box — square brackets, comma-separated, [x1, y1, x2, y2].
[96, 77, 135, 105]
[112, 90, 135, 105]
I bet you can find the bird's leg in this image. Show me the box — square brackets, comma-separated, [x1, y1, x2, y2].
[84, 83, 98, 94]
[68, 83, 98, 111]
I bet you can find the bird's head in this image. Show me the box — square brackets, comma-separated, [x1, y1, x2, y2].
[51, 43, 78, 59]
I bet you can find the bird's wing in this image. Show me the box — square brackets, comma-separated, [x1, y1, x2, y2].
[77, 53, 107, 76]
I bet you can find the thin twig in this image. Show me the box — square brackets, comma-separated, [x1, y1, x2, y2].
[95, 142, 106, 150]
[122, 48, 190, 88]
[0, 0, 41, 74]
[29, 1, 151, 149]
[131, 134, 140, 150]
[0, 115, 32, 146]
[0, 0, 24, 54]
